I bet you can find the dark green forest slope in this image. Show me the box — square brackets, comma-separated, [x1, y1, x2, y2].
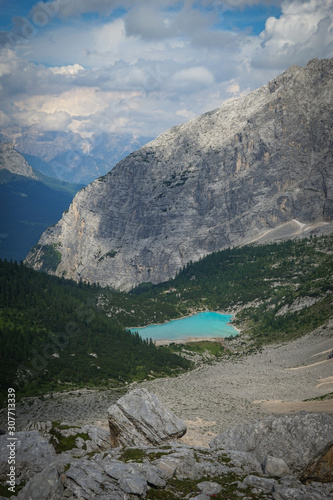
[0, 260, 190, 405]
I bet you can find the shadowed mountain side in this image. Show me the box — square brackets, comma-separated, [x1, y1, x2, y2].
[0, 143, 83, 261]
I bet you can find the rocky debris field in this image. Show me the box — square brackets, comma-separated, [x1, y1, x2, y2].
[141, 324, 333, 441]
[0, 389, 333, 499]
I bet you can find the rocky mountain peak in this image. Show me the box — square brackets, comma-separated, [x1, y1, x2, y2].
[0, 142, 38, 180]
[25, 57, 333, 290]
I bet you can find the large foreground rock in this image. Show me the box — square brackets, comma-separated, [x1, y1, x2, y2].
[209, 412, 333, 474]
[0, 431, 57, 484]
[16, 464, 64, 500]
[107, 388, 187, 447]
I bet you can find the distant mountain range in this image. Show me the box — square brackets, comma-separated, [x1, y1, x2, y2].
[0, 142, 83, 262]
[25, 57, 333, 290]
[0, 129, 152, 185]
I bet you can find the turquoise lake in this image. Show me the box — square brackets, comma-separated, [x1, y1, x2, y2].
[130, 311, 238, 342]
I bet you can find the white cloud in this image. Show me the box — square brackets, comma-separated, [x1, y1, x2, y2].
[0, 110, 10, 127]
[176, 108, 196, 120]
[124, 5, 173, 40]
[12, 110, 71, 131]
[226, 80, 240, 94]
[173, 67, 215, 87]
[0, 0, 332, 144]
[50, 63, 84, 76]
[253, 0, 333, 68]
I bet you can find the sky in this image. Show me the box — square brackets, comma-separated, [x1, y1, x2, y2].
[0, 0, 332, 141]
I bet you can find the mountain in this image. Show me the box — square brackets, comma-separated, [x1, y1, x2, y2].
[0, 142, 39, 180]
[1, 128, 153, 185]
[0, 143, 83, 262]
[25, 58, 333, 290]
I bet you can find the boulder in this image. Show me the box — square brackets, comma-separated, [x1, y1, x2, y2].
[242, 474, 276, 493]
[197, 481, 222, 495]
[107, 388, 187, 447]
[209, 412, 333, 474]
[262, 455, 291, 478]
[215, 450, 262, 474]
[82, 424, 111, 450]
[16, 464, 64, 500]
[0, 431, 57, 483]
[64, 459, 119, 498]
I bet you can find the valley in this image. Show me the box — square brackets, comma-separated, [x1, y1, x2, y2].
[1, 231, 332, 418]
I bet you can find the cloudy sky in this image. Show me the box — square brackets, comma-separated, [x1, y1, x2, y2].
[0, 0, 332, 140]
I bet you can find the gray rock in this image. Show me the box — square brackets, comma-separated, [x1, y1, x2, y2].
[82, 425, 111, 451]
[210, 412, 333, 473]
[25, 58, 333, 291]
[64, 459, 119, 498]
[107, 388, 186, 447]
[64, 460, 106, 496]
[136, 463, 166, 488]
[278, 475, 302, 488]
[15, 464, 63, 500]
[300, 442, 333, 484]
[173, 449, 202, 480]
[118, 473, 147, 496]
[242, 474, 276, 493]
[103, 460, 139, 480]
[273, 484, 316, 500]
[215, 450, 262, 474]
[0, 431, 57, 483]
[262, 455, 291, 477]
[197, 481, 222, 495]
[154, 458, 177, 479]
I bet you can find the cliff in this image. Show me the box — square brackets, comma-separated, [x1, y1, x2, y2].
[25, 58, 333, 290]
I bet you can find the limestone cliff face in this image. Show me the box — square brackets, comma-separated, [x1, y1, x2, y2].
[25, 58, 333, 290]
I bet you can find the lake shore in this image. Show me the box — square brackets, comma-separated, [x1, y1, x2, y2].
[130, 310, 238, 342]
[154, 335, 228, 346]
[129, 309, 239, 329]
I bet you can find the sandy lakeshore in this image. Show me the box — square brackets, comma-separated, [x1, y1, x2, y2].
[1, 321, 332, 446]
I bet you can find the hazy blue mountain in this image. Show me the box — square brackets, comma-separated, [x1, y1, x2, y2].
[2, 128, 153, 184]
[0, 143, 83, 261]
